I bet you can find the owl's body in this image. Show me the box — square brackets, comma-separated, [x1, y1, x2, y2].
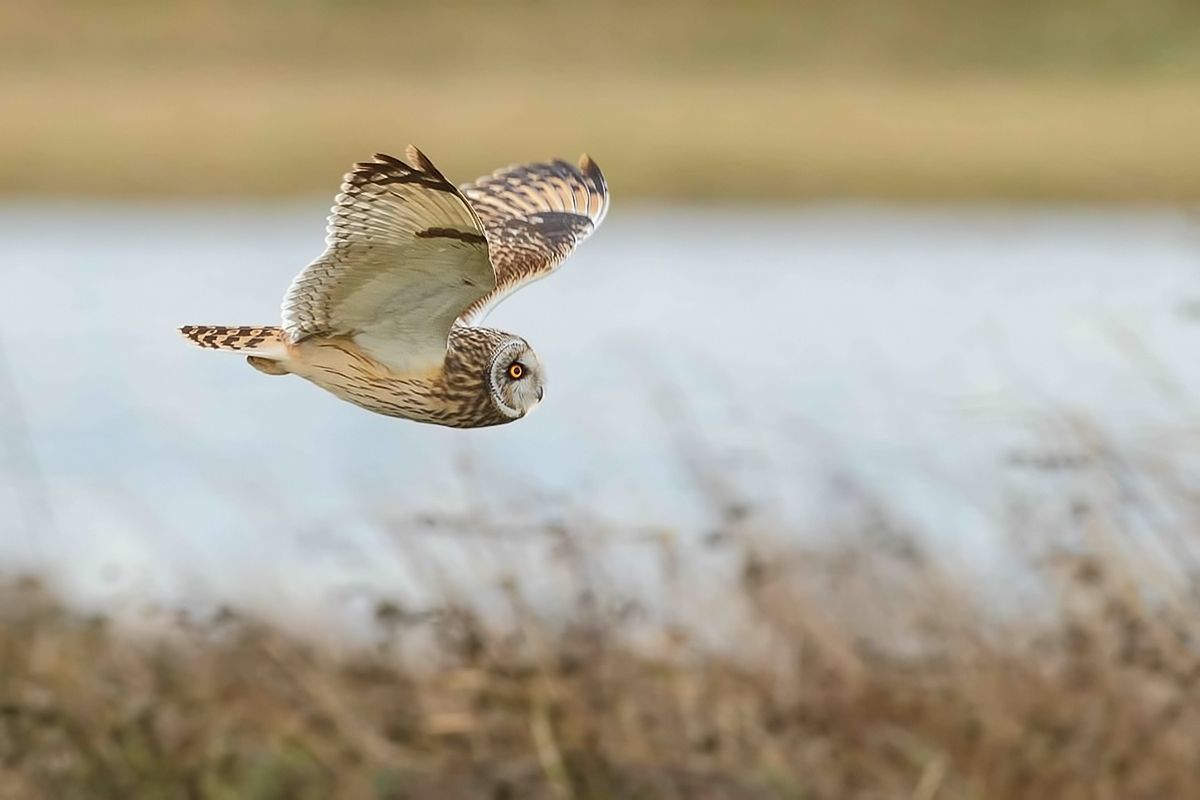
[180, 146, 607, 428]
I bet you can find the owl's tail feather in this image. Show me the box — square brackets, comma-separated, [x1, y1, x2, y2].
[179, 324, 284, 352]
[178, 325, 290, 375]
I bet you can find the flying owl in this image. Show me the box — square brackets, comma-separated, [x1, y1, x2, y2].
[180, 146, 608, 428]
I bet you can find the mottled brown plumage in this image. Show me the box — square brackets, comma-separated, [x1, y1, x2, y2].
[179, 146, 607, 428]
[458, 155, 609, 325]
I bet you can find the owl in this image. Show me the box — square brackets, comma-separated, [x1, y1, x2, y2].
[180, 146, 608, 428]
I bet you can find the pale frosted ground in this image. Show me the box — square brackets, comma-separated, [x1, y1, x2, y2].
[0, 205, 1197, 624]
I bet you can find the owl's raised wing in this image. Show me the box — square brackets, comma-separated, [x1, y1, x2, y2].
[456, 155, 608, 326]
[282, 147, 495, 373]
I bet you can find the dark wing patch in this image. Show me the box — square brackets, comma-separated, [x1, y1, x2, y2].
[415, 227, 488, 244]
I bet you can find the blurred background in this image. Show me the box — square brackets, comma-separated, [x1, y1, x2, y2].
[4, 2, 1200, 797]
[5, 0, 1200, 201]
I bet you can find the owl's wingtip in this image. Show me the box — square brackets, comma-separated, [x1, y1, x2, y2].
[405, 144, 431, 169]
[578, 153, 606, 194]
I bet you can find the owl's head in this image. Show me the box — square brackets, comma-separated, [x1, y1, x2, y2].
[487, 336, 545, 419]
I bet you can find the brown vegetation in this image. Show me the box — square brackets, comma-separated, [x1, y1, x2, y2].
[3, 460, 1200, 798]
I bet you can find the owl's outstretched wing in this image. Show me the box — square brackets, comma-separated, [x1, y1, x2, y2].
[456, 155, 608, 326]
[281, 147, 495, 373]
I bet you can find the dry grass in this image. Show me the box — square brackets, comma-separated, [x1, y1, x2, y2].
[5, 446, 1200, 798]
[5, 0, 1200, 201]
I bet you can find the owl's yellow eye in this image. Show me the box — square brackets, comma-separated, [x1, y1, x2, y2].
[507, 362, 525, 380]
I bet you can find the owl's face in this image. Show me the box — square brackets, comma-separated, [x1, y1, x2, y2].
[488, 337, 545, 419]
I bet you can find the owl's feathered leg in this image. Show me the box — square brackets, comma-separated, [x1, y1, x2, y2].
[245, 356, 289, 376]
[178, 325, 291, 375]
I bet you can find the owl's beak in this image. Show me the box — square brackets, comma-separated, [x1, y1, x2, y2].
[536, 386, 544, 402]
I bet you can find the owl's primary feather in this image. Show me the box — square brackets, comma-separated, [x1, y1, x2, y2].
[180, 146, 607, 429]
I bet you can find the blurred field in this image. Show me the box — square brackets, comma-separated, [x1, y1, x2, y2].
[5, 461, 1200, 799]
[4, 0, 1200, 201]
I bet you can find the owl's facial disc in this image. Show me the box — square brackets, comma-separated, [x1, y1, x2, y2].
[488, 339, 545, 419]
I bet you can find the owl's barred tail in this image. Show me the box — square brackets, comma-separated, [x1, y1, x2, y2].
[179, 325, 284, 352]
[178, 325, 291, 375]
